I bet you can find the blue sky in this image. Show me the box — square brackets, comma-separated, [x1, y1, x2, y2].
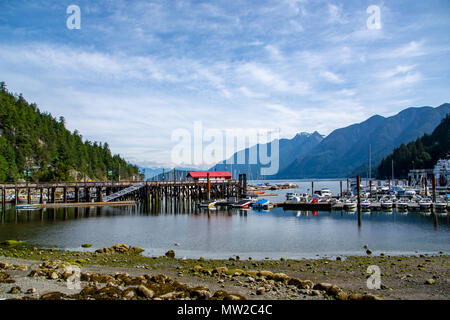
[0, 0, 449, 168]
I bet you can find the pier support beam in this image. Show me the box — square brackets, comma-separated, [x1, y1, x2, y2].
[1, 187, 5, 212]
[431, 174, 436, 203]
[98, 187, 103, 202]
[356, 176, 361, 209]
[207, 173, 211, 200]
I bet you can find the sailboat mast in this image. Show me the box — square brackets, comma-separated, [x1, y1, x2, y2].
[391, 159, 394, 187]
[369, 144, 372, 181]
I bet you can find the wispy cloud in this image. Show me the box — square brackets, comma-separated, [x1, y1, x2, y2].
[0, 0, 449, 166]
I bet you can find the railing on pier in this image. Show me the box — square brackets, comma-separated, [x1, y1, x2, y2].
[103, 183, 146, 202]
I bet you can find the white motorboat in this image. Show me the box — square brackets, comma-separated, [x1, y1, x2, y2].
[231, 199, 254, 209]
[343, 199, 357, 210]
[434, 198, 448, 212]
[360, 199, 371, 211]
[285, 192, 299, 201]
[314, 188, 333, 197]
[381, 197, 393, 210]
[396, 198, 410, 211]
[419, 198, 432, 210]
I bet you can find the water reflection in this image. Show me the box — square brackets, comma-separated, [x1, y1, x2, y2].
[0, 199, 449, 259]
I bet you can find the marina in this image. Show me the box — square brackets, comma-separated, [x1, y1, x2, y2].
[1, 193, 448, 260]
[1, 176, 448, 260]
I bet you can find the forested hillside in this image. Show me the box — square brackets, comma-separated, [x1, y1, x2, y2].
[378, 114, 450, 178]
[0, 82, 142, 182]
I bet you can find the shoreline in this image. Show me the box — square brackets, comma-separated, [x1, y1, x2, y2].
[1, 245, 449, 300]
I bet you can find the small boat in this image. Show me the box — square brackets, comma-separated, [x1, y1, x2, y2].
[419, 198, 432, 210]
[199, 200, 217, 209]
[286, 192, 299, 201]
[381, 197, 393, 210]
[434, 198, 448, 212]
[404, 189, 416, 197]
[360, 199, 371, 211]
[407, 201, 420, 211]
[370, 201, 381, 211]
[17, 194, 33, 204]
[252, 199, 270, 210]
[343, 199, 357, 210]
[232, 199, 254, 209]
[15, 204, 41, 210]
[396, 198, 410, 211]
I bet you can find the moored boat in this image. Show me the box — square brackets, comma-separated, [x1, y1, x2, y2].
[343, 199, 357, 210]
[252, 199, 270, 210]
[381, 197, 393, 210]
[433, 198, 447, 212]
[232, 199, 254, 209]
[285, 192, 299, 201]
[396, 198, 410, 211]
[419, 198, 432, 210]
[15, 204, 41, 210]
[360, 199, 371, 211]
[199, 200, 217, 209]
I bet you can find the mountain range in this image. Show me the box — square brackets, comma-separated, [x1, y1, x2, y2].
[211, 103, 450, 179]
[210, 131, 324, 179]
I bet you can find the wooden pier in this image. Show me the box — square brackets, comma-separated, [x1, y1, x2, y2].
[0, 178, 244, 209]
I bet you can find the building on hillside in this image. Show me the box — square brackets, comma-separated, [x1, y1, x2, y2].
[186, 171, 232, 182]
[408, 169, 433, 187]
[433, 158, 450, 187]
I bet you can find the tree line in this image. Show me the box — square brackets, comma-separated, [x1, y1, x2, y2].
[378, 114, 450, 178]
[0, 82, 142, 182]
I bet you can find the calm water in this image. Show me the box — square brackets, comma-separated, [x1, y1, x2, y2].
[1, 179, 449, 259]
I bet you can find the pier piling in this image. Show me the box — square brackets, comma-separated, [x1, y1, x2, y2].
[431, 174, 436, 202]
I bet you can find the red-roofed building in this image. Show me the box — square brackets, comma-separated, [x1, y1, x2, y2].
[187, 171, 232, 182]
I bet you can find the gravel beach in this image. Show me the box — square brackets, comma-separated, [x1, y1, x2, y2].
[1, 245, 448, 300]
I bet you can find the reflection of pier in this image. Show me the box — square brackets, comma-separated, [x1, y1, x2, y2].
[0, 177, 245, 209]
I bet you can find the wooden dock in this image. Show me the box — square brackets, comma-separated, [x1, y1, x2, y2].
[41, 201, 136, 209]
[0, 178, 244, 209]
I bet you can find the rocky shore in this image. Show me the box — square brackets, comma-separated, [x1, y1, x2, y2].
[0, 244, 448, 300]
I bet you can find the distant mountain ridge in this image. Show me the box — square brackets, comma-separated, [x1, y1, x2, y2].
[278, 103, 450, 179]
[210, 131, 324, 179]
[209, 103, 450, 180]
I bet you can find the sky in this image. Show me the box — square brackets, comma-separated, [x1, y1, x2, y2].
[0, 0, 449, 169]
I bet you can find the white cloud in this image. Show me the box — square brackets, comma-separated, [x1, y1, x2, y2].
[320, 70, 344, 84]
[327, 4, 347, 24]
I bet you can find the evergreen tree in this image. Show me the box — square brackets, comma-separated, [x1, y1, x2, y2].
[378, 114, 450, 178]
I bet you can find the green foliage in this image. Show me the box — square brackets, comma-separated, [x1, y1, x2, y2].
[378, 114, 450, 178]
[0, 83, 142, 182]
